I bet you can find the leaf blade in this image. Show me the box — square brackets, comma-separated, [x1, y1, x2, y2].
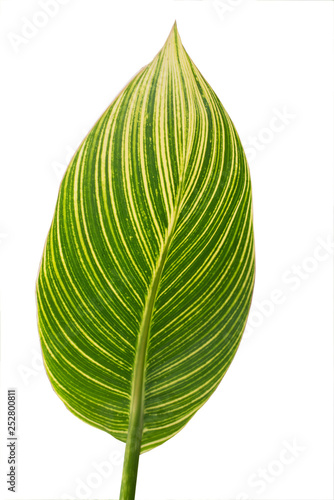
[37, 23, 255, 454]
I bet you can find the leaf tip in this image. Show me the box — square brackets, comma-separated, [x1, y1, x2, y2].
[165, 20, 182, 49]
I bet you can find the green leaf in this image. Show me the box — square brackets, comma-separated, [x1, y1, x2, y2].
[36, 22, 255, 498]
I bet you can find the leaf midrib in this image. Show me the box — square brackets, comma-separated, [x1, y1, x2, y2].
[128, 173, 186, 447]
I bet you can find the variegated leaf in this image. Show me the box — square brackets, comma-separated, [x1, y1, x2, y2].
[37, 22, 254, 470]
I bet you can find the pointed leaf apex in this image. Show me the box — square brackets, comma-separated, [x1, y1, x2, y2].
[165, 20, 181, 47]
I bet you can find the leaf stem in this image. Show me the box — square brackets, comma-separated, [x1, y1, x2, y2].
[119, 396, 143, 500]
[119, 219, 179, 500]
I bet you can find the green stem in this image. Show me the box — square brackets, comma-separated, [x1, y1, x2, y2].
[119, 236, 173, 500]
[119, 196, 184, 500]
[119, 393, 143, 500]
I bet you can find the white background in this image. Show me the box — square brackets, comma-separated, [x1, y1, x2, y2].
[0, 1, 333, 499]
